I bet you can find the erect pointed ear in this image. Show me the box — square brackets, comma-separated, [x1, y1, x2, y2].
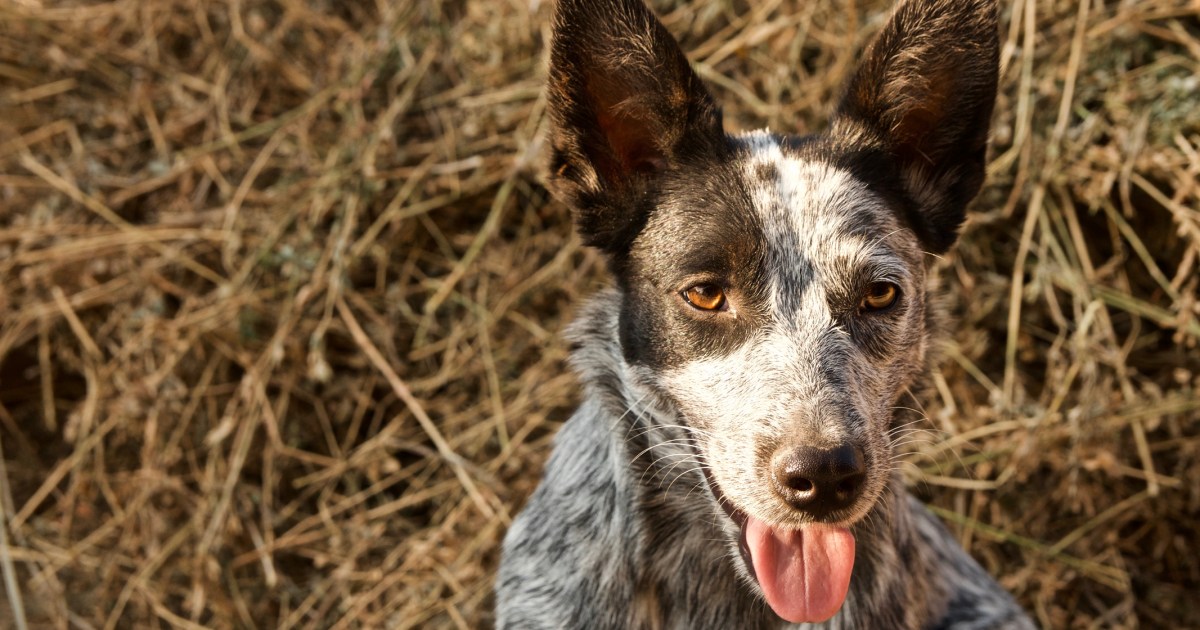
[833, 0, 999, 253]
[546, 0, 724, 254]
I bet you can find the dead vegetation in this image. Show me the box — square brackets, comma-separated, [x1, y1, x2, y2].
[0, 0, 1197, 627]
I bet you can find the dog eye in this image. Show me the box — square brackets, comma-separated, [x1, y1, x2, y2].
[861, 282, 899, 312]
[682, 284, 726, 311]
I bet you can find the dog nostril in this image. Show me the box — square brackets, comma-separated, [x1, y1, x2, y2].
[785, 477, 814, 493]
[771, 444, 866, 516]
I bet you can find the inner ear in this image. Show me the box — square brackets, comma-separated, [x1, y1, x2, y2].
[888, 65, 956, 166]
[589, 78, 669, 177]
[598, 112, 667, 175]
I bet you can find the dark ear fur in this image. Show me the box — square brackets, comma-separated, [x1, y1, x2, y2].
[834, 0, 999, 253]
[547, 0, 724, 254]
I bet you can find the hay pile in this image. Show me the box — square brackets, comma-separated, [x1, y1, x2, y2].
[0, 0, 1196, 627]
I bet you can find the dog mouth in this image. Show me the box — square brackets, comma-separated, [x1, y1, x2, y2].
[702, 467, 856, 624]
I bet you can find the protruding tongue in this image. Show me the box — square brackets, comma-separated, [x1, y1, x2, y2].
[743, 518, 855, 623]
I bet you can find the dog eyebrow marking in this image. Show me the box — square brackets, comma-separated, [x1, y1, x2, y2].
[752, 161, 777, 184]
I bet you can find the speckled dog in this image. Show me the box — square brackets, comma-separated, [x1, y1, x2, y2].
[497, 0, 1034, 627]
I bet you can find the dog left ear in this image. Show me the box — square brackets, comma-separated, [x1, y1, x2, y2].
[545, 0, 725, 255]
[833, 0, 999, 253]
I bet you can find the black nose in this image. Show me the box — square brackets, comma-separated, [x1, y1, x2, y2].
[770, 444, 866, 518]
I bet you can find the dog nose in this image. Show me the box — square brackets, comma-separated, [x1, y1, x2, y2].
[770, 444, 866, 517]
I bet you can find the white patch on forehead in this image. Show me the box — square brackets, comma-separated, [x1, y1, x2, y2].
[739, 131, 884, 247]
[737, 130, 910, 315]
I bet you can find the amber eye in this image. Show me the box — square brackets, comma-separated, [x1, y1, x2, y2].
[861, 282, 899, 312]
[682, 284, 726, 311]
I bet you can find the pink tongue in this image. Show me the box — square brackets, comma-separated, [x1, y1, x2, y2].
[743, 518, 855, 623]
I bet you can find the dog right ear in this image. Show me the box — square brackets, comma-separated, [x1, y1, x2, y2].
[546, 0, 724, 254]
[832, 0, 999, 254]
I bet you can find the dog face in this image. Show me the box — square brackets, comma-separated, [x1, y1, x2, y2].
[547, 0, 997, 621]
[627, 138, 931, 527]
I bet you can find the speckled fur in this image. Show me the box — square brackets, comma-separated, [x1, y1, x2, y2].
[497, 0, 1035, 627]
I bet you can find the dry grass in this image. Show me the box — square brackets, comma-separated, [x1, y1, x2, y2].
[0, 0, 1197, 627]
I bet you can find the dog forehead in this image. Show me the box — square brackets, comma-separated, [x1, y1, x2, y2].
[737, 131, 891, 252]
[628, 130, 909, 305]
[734, 130, 906, 318]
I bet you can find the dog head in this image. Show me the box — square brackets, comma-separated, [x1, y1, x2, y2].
[548, 0, 998, 622]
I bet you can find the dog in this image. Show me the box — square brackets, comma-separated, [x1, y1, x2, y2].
[496, 0, 1034, 627]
